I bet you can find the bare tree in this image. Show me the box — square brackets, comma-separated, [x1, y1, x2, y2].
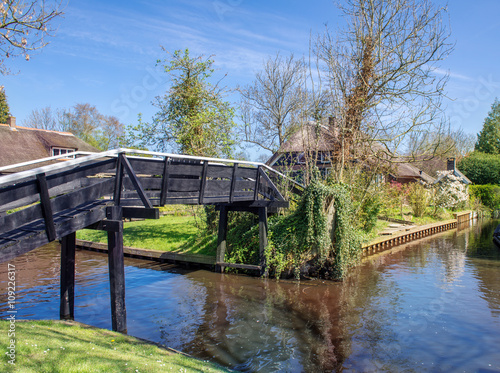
[0, 0, 64, 74]
[22, 106, 62, 130]
[315, 0, 453, 180]
[238, 52, 310, 153]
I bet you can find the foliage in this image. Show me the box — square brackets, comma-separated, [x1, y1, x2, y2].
[407, 182, 430, 218]
[475, 98, 500, 154]
[131, 48, 236, 158]
[359, 193, 382, 232]
[469, 184, 500, 211]
[432, 171, 469, 211]
[458, 151, 500, 185]
[263, 181, 361, 280]
[315, 0, 453, 177]
[0, 86, 10, 123]
[23, 104, 125, 150]
[0, 0, 63, 75]
[0, 320, 230, 372]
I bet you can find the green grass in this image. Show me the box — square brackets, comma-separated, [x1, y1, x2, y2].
[0, 320, 230, 373]
[77, 214, 218, 256]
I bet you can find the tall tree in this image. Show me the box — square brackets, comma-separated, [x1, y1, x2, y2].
[132, 48, 235, 157]
[0, 0, 63, 74]
[0, 86, 10, 123]
[315, 0, 453, 179]
[238, 52, 312, 153]
[475, 98, 500, 154]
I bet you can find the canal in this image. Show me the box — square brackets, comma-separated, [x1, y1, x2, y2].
[1, 219, 500, 372]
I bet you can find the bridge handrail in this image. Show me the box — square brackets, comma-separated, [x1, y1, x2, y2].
[0, 148, 305, 190]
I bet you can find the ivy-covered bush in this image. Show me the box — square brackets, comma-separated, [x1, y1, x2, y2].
[264, 181, 362, 280]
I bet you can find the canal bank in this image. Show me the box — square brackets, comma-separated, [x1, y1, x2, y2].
[1, 218, 499, 372]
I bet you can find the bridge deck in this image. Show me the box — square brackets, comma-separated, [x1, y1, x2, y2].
[0, 149, 291, 263]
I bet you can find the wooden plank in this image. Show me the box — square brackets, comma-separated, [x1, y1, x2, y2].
[0, 180, 39, 211]
[215, 205, 228, 273]
[236, 166, 258, 180]
[235, 180, 255, 192]
[159, 157, 170, 206]
[199, 162, 208, 205]
[207, 164, 233, 179]
[121, 155, 153, 209]
[107, 206, 127, 333]
[86, 220, 123, 232]
[122, 207, 159, 220]
[60, 232, 76, 320]
[216, 262, 262, 271]
[205, 180, 230, 195]
[113, 155, 124, 205]
[0, 204, 43, 236]
[229, 163, 238, 204]
[36, 173, 57, 242]
[51, 179, 115, 214]
[128, 158, 164, 175]
[167, 178, 201, 192]
[259, 168, 285, 201]
[253, 166, 261, 201]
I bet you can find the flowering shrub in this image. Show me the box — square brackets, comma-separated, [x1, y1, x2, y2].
[433, 171, 469, 210]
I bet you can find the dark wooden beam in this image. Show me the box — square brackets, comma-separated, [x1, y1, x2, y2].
[159, 157, 170, 206]
[113, 155, 123, 205]
[259, 206, 268, 277]
[215, 262, 262, 271]
[229, 163, 238, 204]
[60, 232, 76, 320]
[199, 162, 208, 205]
[259, 168, 285, 201]
[36, 173, 57, 242]
[120, 155, 153, 209]
[86, 220, 123, 232]
[122, 207, 159, 220]
[215, 205, 228, 273]
[106, 206, 127, 333]
[253, 166, 261, 201]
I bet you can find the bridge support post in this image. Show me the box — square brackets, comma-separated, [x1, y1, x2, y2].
[259, 207, 268, 276]
[60, 232, 76, 320]
[216, 205, 229, 273]
[107, 206, 127, 333]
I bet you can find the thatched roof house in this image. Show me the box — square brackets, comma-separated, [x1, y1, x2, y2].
[267, 119, 435, 184]
[0, 117, 99, 174]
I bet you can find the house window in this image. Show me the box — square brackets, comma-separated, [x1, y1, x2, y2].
[52, 148, 76, 159]
[320, 151, 331, 164]
[297, 152, 307, 164]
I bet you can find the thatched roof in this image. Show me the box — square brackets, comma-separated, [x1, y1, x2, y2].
[391, 162, 436, 184]
[0, 123, 99, 172]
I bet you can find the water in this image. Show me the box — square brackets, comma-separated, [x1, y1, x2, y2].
[1, 220, 500, 372]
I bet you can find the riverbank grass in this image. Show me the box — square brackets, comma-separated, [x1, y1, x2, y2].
[77, 214, 217, 256]
[0, 320, 230, 372]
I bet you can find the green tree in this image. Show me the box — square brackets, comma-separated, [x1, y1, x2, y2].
[0, 86, 10, 123]
[475, 98, 500, 154]
[458, 151, 500, 185]
[132, 48, 236, 157]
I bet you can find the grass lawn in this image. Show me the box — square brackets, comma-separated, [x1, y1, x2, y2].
[77, 214, 218, 256]
[0, 320, 230, 373]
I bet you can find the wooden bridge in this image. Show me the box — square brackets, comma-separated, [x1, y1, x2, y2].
[0, 149, 292, 332]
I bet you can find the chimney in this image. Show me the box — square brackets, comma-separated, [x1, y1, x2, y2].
[6, 116, 16, 129]
[328, 116, 336, 127]
[447, 157, 456, 171]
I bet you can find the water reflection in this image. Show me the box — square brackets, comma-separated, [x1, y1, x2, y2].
[1, 221, 500, 372]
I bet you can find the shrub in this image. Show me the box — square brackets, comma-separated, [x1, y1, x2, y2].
[469, 184, 500, 210]
[433, 171, 469, 211]
[407, 182, 430, 217]
[458, 152, 500, 185]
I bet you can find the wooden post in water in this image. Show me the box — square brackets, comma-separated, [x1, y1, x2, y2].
[259, 207, 268, 276]
[60, 232, 76, 320]
[216, 205, 229, 273]
[107, 206, 126, 333]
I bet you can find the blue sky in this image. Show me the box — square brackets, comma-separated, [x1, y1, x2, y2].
[2, 0, 500, 160]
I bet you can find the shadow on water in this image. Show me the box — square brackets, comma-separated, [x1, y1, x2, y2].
[1, 219, 500, 372]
